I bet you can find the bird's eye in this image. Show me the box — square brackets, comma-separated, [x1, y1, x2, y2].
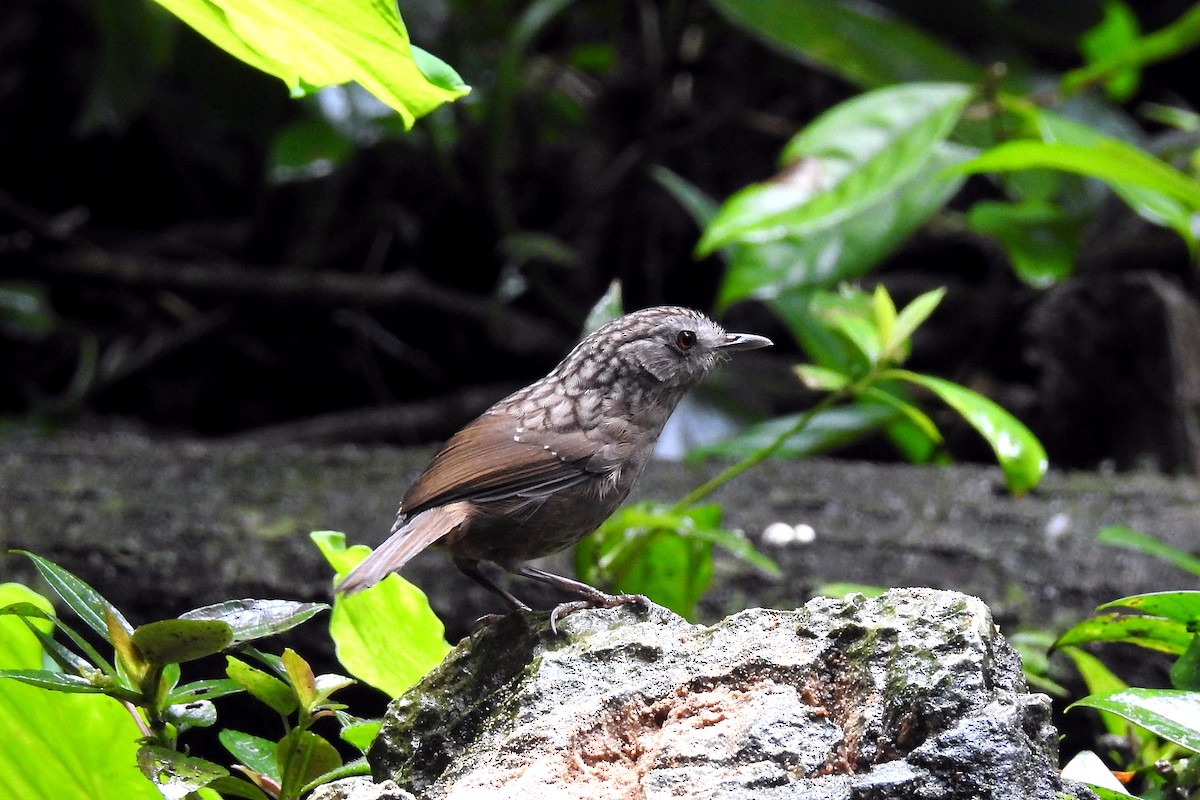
[675, 329, 697, 351]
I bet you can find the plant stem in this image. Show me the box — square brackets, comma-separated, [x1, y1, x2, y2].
[671, 389, 845, 512]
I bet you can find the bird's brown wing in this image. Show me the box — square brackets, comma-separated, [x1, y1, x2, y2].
[400, 410, 607, 516]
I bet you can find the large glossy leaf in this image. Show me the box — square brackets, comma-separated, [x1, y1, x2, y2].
[149, 0, 469, 126]
[700, 83, 973, 256]
[717, 143, 973, 307]
[952, 139, 1200, 209]
[1069, 689, 1200, 751]
[887, 371, 1048, 494]
[1098, 591, 1200, 625]
[0, 583, 158, 800]
[707, 0, 982, 89]
[1054, 613, 1192, 655]
[311, 532, 450, 697]
[179, 600, 327, 647]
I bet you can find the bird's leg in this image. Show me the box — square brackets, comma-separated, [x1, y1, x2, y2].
[504, 562, 650, 634]
[451, 556, 530, 618]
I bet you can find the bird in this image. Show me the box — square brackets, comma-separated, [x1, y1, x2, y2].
[335, 306, 772, 629]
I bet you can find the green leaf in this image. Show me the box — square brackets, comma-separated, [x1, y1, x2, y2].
[165, 677, 245, 705]
[1170, 635, 1200, 691]
[165, 698, 218, 730]
[1057, 646, 1131, 737]
[692, 403, 900, 460]
[12, 550, 132, 640]
[700, 83, 974, 256]
[966, 200, 1080, 287]
[0, 282, 56, 336]
[951, 139, 1200, 209]
[138, 745, 228, 800]
[1098, 591, 1200, 626]
[1077, 0, 1142, 100]
[0, 602, 113, 677]
[0, 583, 157, 799]
[132, 618, 234, 665]
[795, 364, 850, 392]
[148, 0, 469, 126]
[1096, 526, 1200, 577]
[339, 719, 382, 751]
[282, 648, 318, 710]
[0, 669, 107, 693]
[205, 776, 272, 800]
[718, 143, 972, 308]
[226, 657, 298, 715]
[889, 288, 946, 356]
[311, 531, 451, 698]
[1063, 3, 1200, 97]
[1055, 613, 1192, 655]
[220, 730, 280, 784]
[277, 729, 342, 798]
[179, 599, 327, 647]
[887, 371, 1048, 494]
[1068, 689, 1200, 751]
[706, 0, 983, 89]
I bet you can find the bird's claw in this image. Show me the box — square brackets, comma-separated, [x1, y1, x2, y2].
[549, 592, 651, 635]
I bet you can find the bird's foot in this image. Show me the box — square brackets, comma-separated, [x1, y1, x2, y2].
[549, 592, 650, 635]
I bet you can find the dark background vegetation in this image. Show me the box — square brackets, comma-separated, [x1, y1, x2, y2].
[1, 0, 1199, 462]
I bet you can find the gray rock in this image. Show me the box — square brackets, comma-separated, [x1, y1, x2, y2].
[367, 588, 1091, 799]
[309, 777, 415, 800]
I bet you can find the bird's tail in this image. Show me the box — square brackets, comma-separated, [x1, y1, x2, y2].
[334, 502, 470, 595]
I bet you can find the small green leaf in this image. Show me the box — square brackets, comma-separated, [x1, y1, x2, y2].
[166, 678, 245, 705]
[1057, 646, 1131, 738]
[339, 719, 382, 751]
[1170, 635, 1200, 691]
[12, 550, 132, 640]
[1096, 526, 1200, 577]
[205, 776, 272, 800]
[582, 280, 624, 336]
[1077, 0, 1142, 100]
[1054, 613, 1192, 655]
[871, 285, 897, 359]
[166, 698, 218, 730]
[312, 531, 451, 698]
[887, 371, 1048, 494]
[0, 602, 110, 676]
[179, 600, 327, 647]
[136, 745, 228, 800]
[132, 619, 234, 665]
[1069, 689, 1200, 751]
[220, 730, 281, 783]
[824, 313, 881, 365]
[282, 648, 318, 710]
[1063, 3, 1200, 98]
[795, 364, 850, 392]
[966, 200, 1080, 287]
[277, 729, 342, 797]
[226, 657, 298, 715]
[0, 669, 107, 693]
[889, 288, 946, 355]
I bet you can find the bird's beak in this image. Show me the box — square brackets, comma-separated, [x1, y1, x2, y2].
[717, 332, 773, 351]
